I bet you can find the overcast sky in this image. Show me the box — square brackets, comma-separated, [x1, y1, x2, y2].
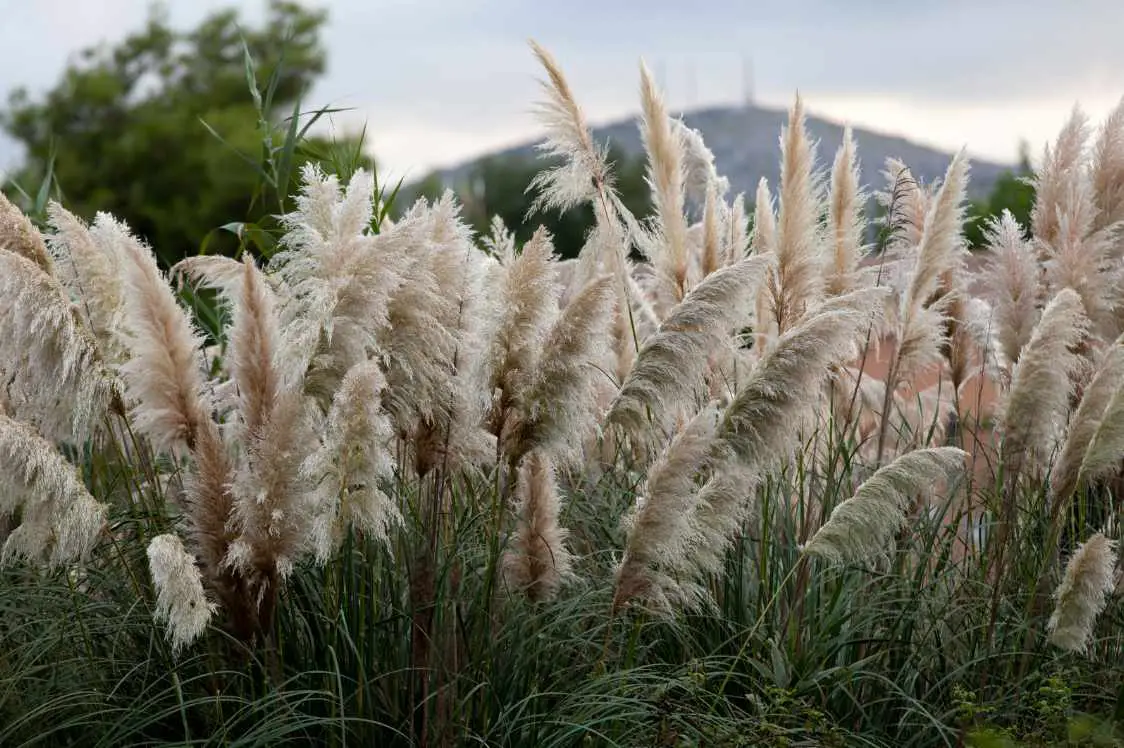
[2, 0, 1123, 184]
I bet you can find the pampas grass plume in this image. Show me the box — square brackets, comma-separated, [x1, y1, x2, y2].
[639, 60, 690, 303]
[116, 223, 210, 453]
[981, 210, 1041, 367]
[1048, 531, 1117, 653]
[0, 191, 53, 272]
[825, 127, 865, 297]
[147, 533, 217, 654]
[614, 406, 719, 609]
[502, 451, 573, 601]
[608, 255, 771, 441]
[510, 274, 615, 463]
[1051, 334, 1124, 504]
[528, 40, 610, 213]
[0, 414, 107, 566]
[1000, 288, 1087, 474]
[802, 447, 968, 564]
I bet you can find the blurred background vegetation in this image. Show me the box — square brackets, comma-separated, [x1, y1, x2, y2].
[0, 0, 1034, 266]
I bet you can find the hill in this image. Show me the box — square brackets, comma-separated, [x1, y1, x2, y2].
[433, 102, 1012, 200]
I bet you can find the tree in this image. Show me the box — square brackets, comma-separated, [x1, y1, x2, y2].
[1, 1, 363, 264]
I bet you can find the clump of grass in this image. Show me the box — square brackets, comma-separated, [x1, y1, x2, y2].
[3, 40, 1124, 748]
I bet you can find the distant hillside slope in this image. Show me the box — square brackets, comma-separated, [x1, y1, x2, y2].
[435, 102, 1012, 200]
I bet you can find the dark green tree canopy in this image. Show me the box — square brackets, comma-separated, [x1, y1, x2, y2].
[2, 1, 333, 264]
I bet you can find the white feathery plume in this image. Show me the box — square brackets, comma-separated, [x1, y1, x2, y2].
[980, 210, 1041, 368]
[0, 190, 53, 272]
[876, 158, 929, 256]
[608, 256, 771, 441]
[1077, 349, 1124, 486]
[699, 184, 723, 278]
[751, 178, 778, 346]
[1092, 97, 1124, 234]
[903, 153, 969, 321]
[389, 195, 494, 474]
[802, 447, 968, 564]
[726, 193, 749, 264]
[225, 257, 315, 582]
[0, 414, 106, 566]
[751, 179, 776, 256]
[481, 214, 517, 264]
[690, 289, 885, 568]
[1048, 531, 1117, 653]
[502, 451, 574, 601]
[147, 533, 217, 654]
[566, 201, 643, 379]
[1032, 107, 1090, 249]
[999, 288, 1087, 475]
[1051, 334, 1124, 504]
[486, 227, 561, 439]
[45, 205, 128, 356]
[302, 358, 399, 562]
[717, 288, 886, 469]
[674, 120, 729, 203]
[882, 153, 969, 406]
[527, 40, 612, 213]
[510, 274, 615, 464]
[115, 223, 211, 453]
[766, 95, 823, 333]
[272, 165, 403, 390]
[1042, 188, 1119, 335]
[684, 461, 759, 576]
[825, 127, 866, 297]
[227, 256, 282, 441]
[639, 60, 690, 307]
[225, 389, 312, 583]
[614, 406, 719, 610]
[377, 196, 465, 434]
[0, 249, 115, 442]
[173, 254, 259, 293]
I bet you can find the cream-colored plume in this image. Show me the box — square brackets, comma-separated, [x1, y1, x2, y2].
[0, 249, 115, 442]
[825, 127, 866, 297]
[509, 274, 615, 464]
[302, 358, 399, 562]
[1051, 334, 1124, 505]
[486, 227, 562, 443]
[608, 256, 770, 443]
[0, 414, 106, 566]
[1092, 98, 1124, 233]
[502, 451, 573, 602]
[639, 60, 690, 308]
[614, 406, 719, 610]
[272, 165, 404, 394]
[1048, 531, 1117, 653]
[147, 533, 217, 654]
[527, 40, 612, 213]
[999, 288, 1087, 476]
[763, 96, 823, 334]
[981, 210, 1041, 368]
[0, 191, 53, 272]
[115, 223, 211, 454]
[802, 447, 967, 564]
[1032, 107, 1090, 249]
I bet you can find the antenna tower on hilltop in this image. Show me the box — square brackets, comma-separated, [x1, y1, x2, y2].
[742, 54, 755, 108]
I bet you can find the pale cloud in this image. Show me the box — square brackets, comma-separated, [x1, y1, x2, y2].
[2, 0, 1123, 179]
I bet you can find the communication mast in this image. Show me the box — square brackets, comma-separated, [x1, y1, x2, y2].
[742, 54, 755, 108]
